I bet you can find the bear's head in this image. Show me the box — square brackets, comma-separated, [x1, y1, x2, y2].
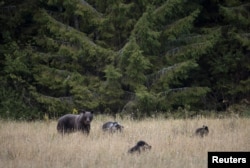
[79, 110, 93, 125]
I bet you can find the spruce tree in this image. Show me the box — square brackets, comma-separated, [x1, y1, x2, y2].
[0, 0, 249, 119]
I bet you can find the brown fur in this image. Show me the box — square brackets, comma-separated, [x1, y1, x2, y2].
[128, 141, 152, 154]
[57, 110, 93, 135]
[195, 125, 209, 137]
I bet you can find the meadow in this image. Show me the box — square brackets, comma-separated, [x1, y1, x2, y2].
[0, 116, 249, 168]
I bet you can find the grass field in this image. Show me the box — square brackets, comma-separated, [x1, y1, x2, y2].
[0, 116, 249, 168]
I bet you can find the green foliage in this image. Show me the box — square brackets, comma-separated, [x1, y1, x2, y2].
[0, 87, 41, 120]
[220, 3, 250, 29]
[159, 87, 211, 111]
[135, 86, 157, 117]
[119, 37, 151, 90]
[151, 61, 199, 92]
[132, 7, 161, 55]
[162, 9, 200, 40]
[99, 65, 123, 113]
[0, 0, 249, 120]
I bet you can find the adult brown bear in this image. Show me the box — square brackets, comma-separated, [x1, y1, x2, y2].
[57, 110, 93, 135]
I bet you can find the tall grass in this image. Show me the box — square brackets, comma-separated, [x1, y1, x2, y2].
[0, 116, 249, 168]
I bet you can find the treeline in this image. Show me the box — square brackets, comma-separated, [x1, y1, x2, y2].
[0, 0, 249, 120]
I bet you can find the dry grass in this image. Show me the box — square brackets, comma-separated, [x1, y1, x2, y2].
[0, 116, 249, 168]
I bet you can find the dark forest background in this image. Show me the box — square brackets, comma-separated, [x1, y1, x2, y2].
[0, 0, 249, 120]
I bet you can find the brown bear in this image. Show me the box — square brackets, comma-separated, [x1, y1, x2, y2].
[57, 110, 93, 135]
[195, 125, 209, 137]
[128, 141, 152, 154]
[102, 121, 124, 133]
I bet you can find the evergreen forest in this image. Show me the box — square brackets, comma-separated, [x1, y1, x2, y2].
[0, 0, 249, 120]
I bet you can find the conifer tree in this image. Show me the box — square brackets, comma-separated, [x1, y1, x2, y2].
[202, 1, 250, 109]
[0, 0, 249, 119]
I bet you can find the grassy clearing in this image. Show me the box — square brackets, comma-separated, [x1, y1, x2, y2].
[0, 116, 249, 168]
